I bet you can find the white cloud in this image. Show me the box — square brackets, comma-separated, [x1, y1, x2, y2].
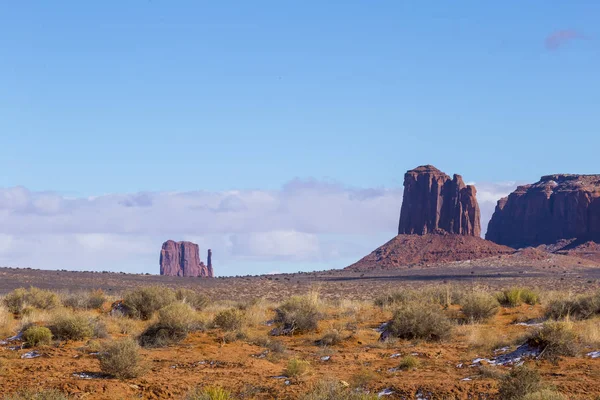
[0, 179, 516, 275]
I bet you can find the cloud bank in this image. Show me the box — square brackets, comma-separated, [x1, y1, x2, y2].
[0, 179, 516, 275]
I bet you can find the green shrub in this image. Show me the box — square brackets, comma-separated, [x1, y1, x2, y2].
[496, 288, 539, 307]
[522, 390, 567, 400]
[157, 303, 197, 331]
[545, 294, 600, 320]
[527, 321, 578, 361]
[26, 288, 61, 310]
[3, 288, 60, 315]
[23, 326, 53, 347]
[139, 303, 196, 348]
[122, 286, 176, 320]
[185, 387, 232, 400]
[300, 379, 378, 400]
[274, 295, 322, 334]
[3, 288, 28, 314]
[175, 288, 210, 310]
[398, 355, 420, 370]
[285, 357, 310, 377]
[520, 289, 540, 306]
[384, 302, 452, 341]
[98, 338, 143, 379]
[2, 389, 70, 400]
[63, 290, 106, 310]
[50, 314, 94, 340]
[460, 292, 500, 322]
[213, 308, 245, 332]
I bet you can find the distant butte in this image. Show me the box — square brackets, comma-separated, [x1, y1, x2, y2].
[398, 165, 481, 237]
[486, 174, 600, 248]
[159, 240, 213, 277]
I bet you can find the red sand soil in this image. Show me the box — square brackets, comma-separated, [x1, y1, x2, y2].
[2, 304, 600, 399]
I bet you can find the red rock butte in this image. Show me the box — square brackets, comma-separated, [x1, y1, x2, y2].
[486, 174, 600, 248]
[346, 165, 515, 271]
[398, 165, 481, 236]
[159, 240, 213, 277]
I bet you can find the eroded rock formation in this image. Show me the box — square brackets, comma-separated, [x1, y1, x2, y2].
[398, 165, 481, 236]
[486, 174, 600, 248]
[345, 233, 514, 270]
[159, 240, 213, 277]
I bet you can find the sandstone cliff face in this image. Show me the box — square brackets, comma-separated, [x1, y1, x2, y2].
[486, 174, 600, 248]
[159, 240, 213, 277]
[398, 165, 481, 236]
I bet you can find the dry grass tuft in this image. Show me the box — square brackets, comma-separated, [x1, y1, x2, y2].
[300, 379, 378, 400]
[460, 291, 500, 322]
[284, 357, 310, 377]
[2, 389, 70, 400]
[0, 304, 15, 338]
[185, 387, 232, 400]
[496, 287, 539, 307]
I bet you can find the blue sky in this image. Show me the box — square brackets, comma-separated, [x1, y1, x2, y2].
[0, 2, 598, 275]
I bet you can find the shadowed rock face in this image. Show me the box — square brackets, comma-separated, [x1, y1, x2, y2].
[486, 174, 600, 248]
[398, 165, 481, 236]
[159, 241, 213, 277]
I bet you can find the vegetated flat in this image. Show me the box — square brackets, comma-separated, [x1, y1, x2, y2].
[2, 263, 600, 399]
[1, 259, 600, 301]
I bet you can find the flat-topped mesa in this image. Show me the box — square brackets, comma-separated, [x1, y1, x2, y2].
[486, 174, 600, 248]
[398, 165, 481, 236]
[159, 240, 214, 277]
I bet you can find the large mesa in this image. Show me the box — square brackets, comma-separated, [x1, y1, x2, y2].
[159, 240, 213, 277]
[398, 165, 481, 236]
[486, 174, 600, 248]
[347, 165, 512, 270]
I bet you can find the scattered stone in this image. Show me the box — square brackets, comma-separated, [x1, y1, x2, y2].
[378, 388, 394, 397]
[73, 372, 104, 379]
[21, 351, 41, 359]
[470, 343, 541, 367]
[587, 351, 600, 359]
